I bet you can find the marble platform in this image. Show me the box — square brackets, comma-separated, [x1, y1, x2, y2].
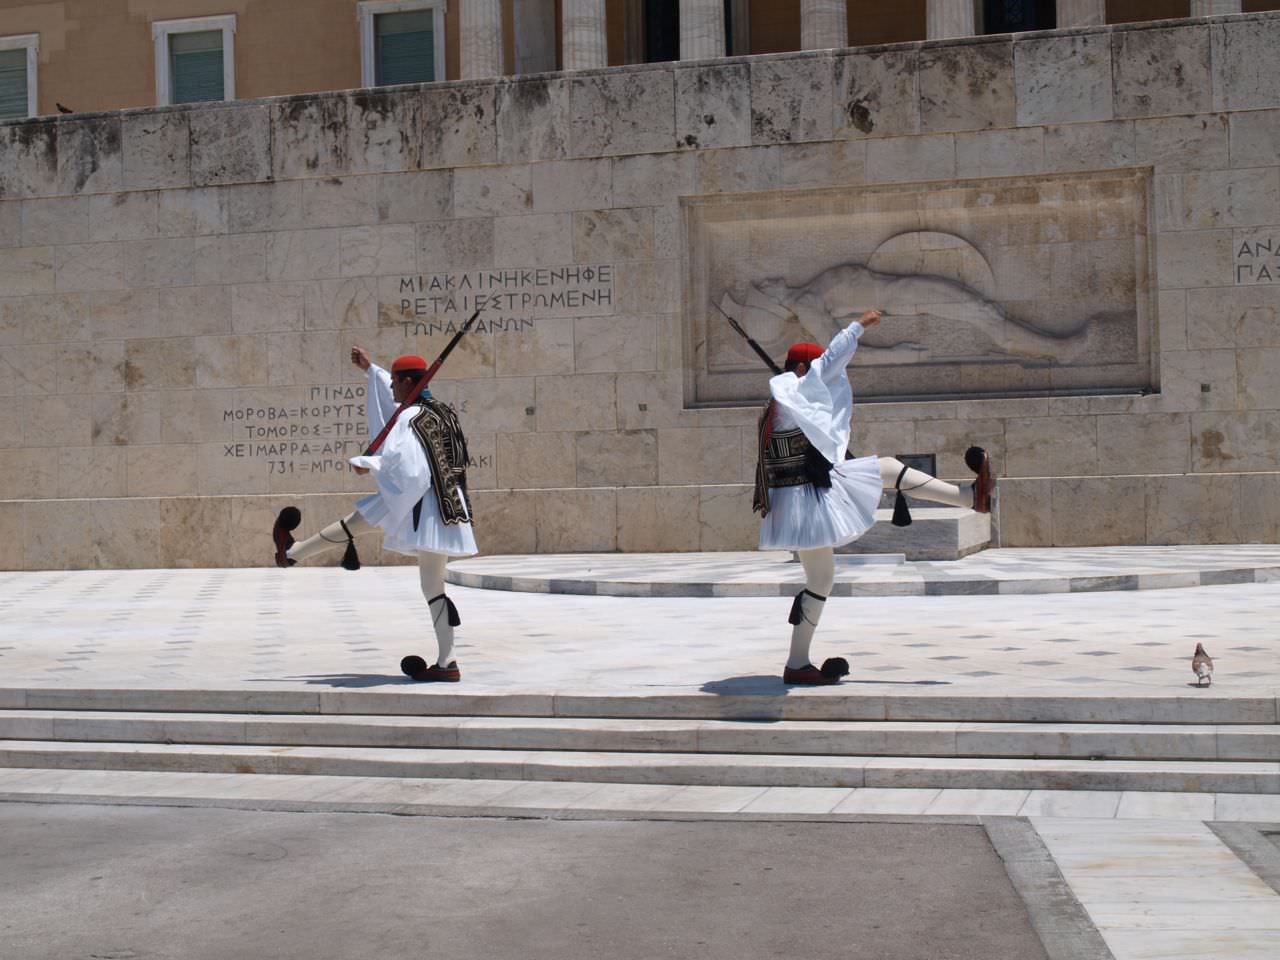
[445, 545, 1280, 597]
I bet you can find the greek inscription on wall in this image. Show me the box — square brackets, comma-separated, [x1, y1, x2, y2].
[388, 264, 616, 335]
[221, 384, 368, 478]
[1236, 233, 1280, 284]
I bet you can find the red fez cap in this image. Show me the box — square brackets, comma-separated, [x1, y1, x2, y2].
[391, 354, 428, 374]
[785, 343, 824, 368]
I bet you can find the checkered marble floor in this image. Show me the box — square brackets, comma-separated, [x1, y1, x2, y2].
[0, 563, 1277, 697]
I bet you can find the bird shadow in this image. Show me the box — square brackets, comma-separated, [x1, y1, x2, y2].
[247, 674, 415, 688]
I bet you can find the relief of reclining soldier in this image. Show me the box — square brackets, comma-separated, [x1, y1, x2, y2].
[718, 260, 1111, 369]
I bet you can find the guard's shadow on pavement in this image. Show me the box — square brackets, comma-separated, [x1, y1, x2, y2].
[250, 674, 416, 688]
[701, 675, 951, 695]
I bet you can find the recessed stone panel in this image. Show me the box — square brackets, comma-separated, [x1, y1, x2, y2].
[684, 171, 1155, 405]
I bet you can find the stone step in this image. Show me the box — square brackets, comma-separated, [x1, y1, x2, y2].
[5, 688, 1273, 725]
[1, 741, 1276, 793]
[2, 710, 1277, 761]
[4, 768, 1278, 821]
[838, 507, 991, 561]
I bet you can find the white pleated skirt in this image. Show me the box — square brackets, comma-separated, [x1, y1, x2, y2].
[355, 491, 478, 558]
[758, 454, 883, 551]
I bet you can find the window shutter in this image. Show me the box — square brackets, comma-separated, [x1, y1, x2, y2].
[170, 30, 225, 103]
[0, 48, 28, 120]
[375, 11, 436, 85]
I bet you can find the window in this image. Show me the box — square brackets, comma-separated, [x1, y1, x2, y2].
[359, 1, 447, 87]
[153, 15, 236, 106]
[983, 0, 1056, 33]
[0, 34, 38, 120]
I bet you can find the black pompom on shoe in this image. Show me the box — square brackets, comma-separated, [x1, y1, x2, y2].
[401, 655, 428, 680]
[272, 506, 302, 568]
[820, 657, 850, 680]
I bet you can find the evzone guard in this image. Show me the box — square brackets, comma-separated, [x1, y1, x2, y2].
[750, 308, 994, 685]
[271, 318, 479, 683]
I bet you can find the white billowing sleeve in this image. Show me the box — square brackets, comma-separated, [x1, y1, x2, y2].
[367, 364, 396, 436]
[349, 414, 434, 526]
[767, 320, 864, 465]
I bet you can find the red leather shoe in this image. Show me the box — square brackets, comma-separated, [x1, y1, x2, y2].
[783, 664, 840, 686]
[272, 506, 301, 568]
[401, 656, 461, 682]
[966, 447, 994, 515]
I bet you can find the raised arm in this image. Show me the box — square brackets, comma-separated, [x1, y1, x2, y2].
[809, 309, 882, 381]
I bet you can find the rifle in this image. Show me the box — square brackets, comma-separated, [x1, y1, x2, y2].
[361, 307, 482, 456]
[713, 301, 781, 375]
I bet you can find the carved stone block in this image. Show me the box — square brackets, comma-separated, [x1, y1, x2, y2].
[1015, 32, 1113, 126]
[121, 112, 191, 192]
[834, 47, 920, 140]
[190, 104, 273, 187]
[750, 54, 834, 145]
[1112, 24, 1212, 119]
[919, 39, 1015, 133]
[1212, 16, 1280, 111]
[421, 84, 497, 168]
[496, 76, 572, 164]
[675, 62, 752, 151]
[570, 69, 676, 158]
[684, 171, 1155, 405]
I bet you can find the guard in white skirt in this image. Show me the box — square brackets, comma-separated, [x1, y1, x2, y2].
[271, 347, 477, 683]
[755, 309, 994, 685]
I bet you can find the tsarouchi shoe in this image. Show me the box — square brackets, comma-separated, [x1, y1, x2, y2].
[272, 506, 301, 568]
[783, 664, 841, 686]
[965, 447, 994, 514]
[400, 656, 461, 682]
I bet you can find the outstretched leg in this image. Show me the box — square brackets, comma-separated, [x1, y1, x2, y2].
[401, 551, 462, 682]
[783, 548, 848, 685]
[281, 510, 373, 565]
[878, 448, 993, 514]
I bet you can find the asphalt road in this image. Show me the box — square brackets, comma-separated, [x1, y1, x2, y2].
[0, 803, 1050, 960]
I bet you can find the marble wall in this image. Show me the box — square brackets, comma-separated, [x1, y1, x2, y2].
[2, 12, 1280, 568]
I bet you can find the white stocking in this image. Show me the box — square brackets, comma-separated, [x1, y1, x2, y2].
[418, 552, 456, 667]
[877, 456, 970, 509]
[788, 548, 835, 670]
[286, 511, 373, 563]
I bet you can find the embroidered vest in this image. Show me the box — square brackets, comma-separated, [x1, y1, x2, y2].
[753, 402, 834, 517]
[408, 399, 473, 527]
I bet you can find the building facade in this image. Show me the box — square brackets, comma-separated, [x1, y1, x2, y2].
[1, 8, 1279, 569]
[2, 1, 1280, 119]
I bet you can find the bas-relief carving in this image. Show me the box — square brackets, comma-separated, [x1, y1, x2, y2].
[686, 171, 1155, 404]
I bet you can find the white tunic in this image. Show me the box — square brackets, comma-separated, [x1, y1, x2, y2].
[348, 365, 478, 558]
[758, 321, 882, 551]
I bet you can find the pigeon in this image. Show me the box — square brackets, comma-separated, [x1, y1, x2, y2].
[1191, 643, 1214, 687]
[56, 103, 73, 114]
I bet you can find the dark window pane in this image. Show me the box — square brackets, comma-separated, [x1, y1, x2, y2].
[376, 11, 436, 84]
[0, 48, 27, 119]
[645, 0, 680, 62]
[984, 0, 1056, 32]
[170, 30, 224, 103]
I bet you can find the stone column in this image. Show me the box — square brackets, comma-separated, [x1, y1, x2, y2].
[1056, 0, 1106, 27]
[680, 0, 726, 60]
[927, 0, 977, 40]
[1190, 0, 1242, 15]
[461, 0, 504, 79]
[800, 0, 848, 50]
[563, 0, 608, 70]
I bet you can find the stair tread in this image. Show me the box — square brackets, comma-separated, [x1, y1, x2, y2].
[3, 710, 1277, 734]
[3, 740, 1277, 771]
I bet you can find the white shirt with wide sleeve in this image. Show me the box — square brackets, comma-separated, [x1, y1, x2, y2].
[758, 321, 883, 551]
[347, 364, 478, 557]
